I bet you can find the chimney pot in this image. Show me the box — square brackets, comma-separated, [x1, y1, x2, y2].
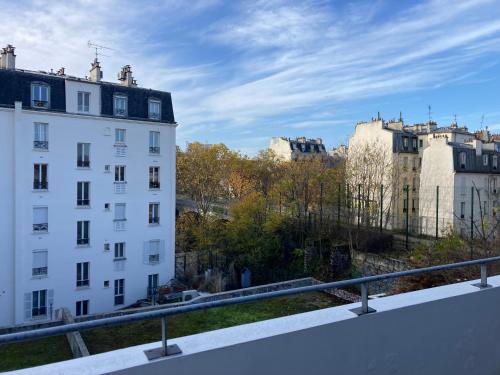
[89, 58, 102, 82]
[118, 65, 137, 87]
[1, 44, 16, 69]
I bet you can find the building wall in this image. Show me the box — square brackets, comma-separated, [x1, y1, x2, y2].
[269, 137, 292, 160]
[1, 105, 176, 327]
[0, 109, 15, 325]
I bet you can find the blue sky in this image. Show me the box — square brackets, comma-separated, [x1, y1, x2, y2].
[2, 0, 500, 155]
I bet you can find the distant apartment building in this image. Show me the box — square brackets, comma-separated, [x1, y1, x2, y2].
[0, 45, 177, 327]
[348, 115, 500, 236]
[269, 136, 329, 162]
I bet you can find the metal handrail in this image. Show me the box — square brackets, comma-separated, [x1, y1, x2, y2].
[1, 256, 500, 357]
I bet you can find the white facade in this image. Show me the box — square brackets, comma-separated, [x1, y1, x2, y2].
[0, 60, 176, 327]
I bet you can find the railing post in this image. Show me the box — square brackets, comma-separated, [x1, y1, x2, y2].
[143, 316, 182, 360]
[473, 263, 491, 289]
[349, 282, 376, 316]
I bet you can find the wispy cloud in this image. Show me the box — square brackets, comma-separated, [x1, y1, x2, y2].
[1, 0, 500, 155]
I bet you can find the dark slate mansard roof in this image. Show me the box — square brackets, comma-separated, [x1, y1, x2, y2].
[0, 69, 175, 123]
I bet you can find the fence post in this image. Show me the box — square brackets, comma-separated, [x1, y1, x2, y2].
[379, 184, 383, 232]
[435, 185, 439, 239]
[144, 317, 182, 360]
[473, 263, 491, 289]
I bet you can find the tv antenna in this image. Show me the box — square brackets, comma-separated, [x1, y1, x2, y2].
[480, 114, 485, 129]
[87, 41, 114, 60]
[427, 105, 432, 123]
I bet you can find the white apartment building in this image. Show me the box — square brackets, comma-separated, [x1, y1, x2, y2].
[0, 45, 177, 327]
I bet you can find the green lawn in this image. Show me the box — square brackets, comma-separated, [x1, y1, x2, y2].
[0, 335, 72, 372]
[82, 292, 342, 354]
[0, 292, 342, 371]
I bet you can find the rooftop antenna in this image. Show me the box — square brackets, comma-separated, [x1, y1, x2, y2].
[87, 41, 114, 60]
[454, 114, 457, 125]
[480, 114, 485, 129]
[427, 105, 432, 123]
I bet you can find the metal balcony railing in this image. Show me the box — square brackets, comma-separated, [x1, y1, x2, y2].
[149, 181, 160, 189]
[1, 256, 500, 361]
[33, 223, 48, 232]
[149, 217, 160, 225]
[33, 180, 48, 190]
[33, 141, 48, 150]
[149, 146, 160, 154]
[77, 160, 90, 168]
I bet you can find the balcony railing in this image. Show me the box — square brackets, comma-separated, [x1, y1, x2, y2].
[77, 199, 90, 206]
[77, 238, 89, 245]
[33, 141, 48, 150]
[33, 180, 48, 190]
[31, 306, 47, 317]
[114, 220, 127, 231]
[76, 280, 89, 287]
[149, 217, 160, 225]
[32, 267, 48, 277]
[149, 146, 160, 154]
[32, 100, 48, 108]
[77, 160, 90, 168]
[114, 182, 127, 194]
[3, 256, 500, 361]
[115, 145, 127, 157]
[149, 181, 160, 189]
[149, 254, 160, 264]
[33, 223, 48, 232]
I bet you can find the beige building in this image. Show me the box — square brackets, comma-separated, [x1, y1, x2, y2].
[269, 137, 330, 162]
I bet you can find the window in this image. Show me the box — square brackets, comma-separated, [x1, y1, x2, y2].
[403, 137, 409, 149]
[33, 207, 48, 232]
[34, 123, 48, 150]
[77, 182, 90, 206]
[76, 262, 89, 287]
[419, 139, 423, 148]
[403, 157, 408, 168]
[77, 92, 90, 113]
[483, 154, 489, 166]
[104, 164, 111, 173]
[114, 242, 125, 259]
[460, 152, 467, 169]
[104, 280, 110, 288]
[148, 240, 160, 263]
[77, 221, 90, 245]
[412, 138, 417, 150]
[114, 279, 124, 305]
[114, 95, 128, 117]
[403, 198, 408, 213]
[149, 167, 160, 189]
[149, 131, 160, 154]
[104, 243, 110, 251]
[412, 177, 418, 192]
[115, 165, 126, 182]
[412, 157, 417, 170]
[77, 143, 91, 168]
[32, 290, 47, 317]
[33, 164, 48, 190]
[148, 99, 161, 120]
[32, 250, 48, 277]
[76, 300, 89, 316]
[460, 202, 465, 219]
[148, 274, 159, 298]
[149, 203, 160, 224]
[493, 155, 498, 170]
[115, 203, 126, 221]
[115, 128, 126, 143]
[31, 83, 49, 108]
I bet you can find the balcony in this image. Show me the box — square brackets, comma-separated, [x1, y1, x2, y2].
[149, 146, 160, 154]
[32, 267, 48, 277]
[33, 180, 48, 190]
[33, 141, 48, 150]
[77, 238, 89, 246]
[77, 199, 90, 206]
[33, 223, 48, 232]
[149, 181, 160, 189]
[77, 160, 90, 168]
[76, 280, 89, 288]
[148, 254, 160, 264]
[114, 295, 124, 305]
[114, 182, 127, 194]
[115, 145, 127, 157]
[31, 306, 47, 317]
[32, 100, 48, 108]
[149, 217, 160, 225]
[114, 220, 127, 231]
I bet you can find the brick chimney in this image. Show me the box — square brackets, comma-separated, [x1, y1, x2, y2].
[89, 58, 103, 82]
[118, 65, 137, 87]
[0, 44, 16, 70]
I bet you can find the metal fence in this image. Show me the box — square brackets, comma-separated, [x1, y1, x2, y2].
[1, 256, 500, 361]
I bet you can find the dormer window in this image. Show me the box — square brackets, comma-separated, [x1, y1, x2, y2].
[483, 154, 488, 166]
[460, 152, 467, 169]
[493, 155, 498, 170]
[114, 95, 127, 117]
[31, 83, 50, 109]
[78, 92, 90, 113]
[403, 137, 409, 150]
[412, 138, 417, 150]
[148, 99, 161, 120]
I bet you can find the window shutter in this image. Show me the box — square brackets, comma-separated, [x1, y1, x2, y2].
[33, 250, 48, 268]
[33, 207, 48, 224]
[24, 292, 32, 320]
[115, 204, 126, 220]
[143, 241, 150, 264]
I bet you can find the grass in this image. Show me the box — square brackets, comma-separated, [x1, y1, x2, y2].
[82, 292, 342, 354]
[0, 335, 72, 372]
[0, 292, 342, 371]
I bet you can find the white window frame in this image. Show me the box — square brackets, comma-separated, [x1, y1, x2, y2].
[149, 131, 160, 154]
[33, 206, 48, 232]
[148, 99, 161, 120]
[493, 155, 498, 170]
[76, 262, 90, 287]
[114, 203, 126, 221]
[115, 128, 126, 144]
[31, 83, 50, 109]
[149, 166, 160, 189]
[33, 163, 48, 190]
[114, 242, 125, 259]
[31, 289, 47, 317]
[114, 279, 125, 305]
[115, 165, 126, 182]
[460, 152, 467, 168]
[114, 95, 128, 117]
[76, 300, 89, 316]
[483, 154, 489, 166]
[32, 250, 48, 277]
[77, 143, 91, 168]
[77, 220, 90, 245]
[77, 181, 90, 206]
[77, 91, 90, 113]
[34, 123, 48, 150]
[149, 202, 160, 224]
